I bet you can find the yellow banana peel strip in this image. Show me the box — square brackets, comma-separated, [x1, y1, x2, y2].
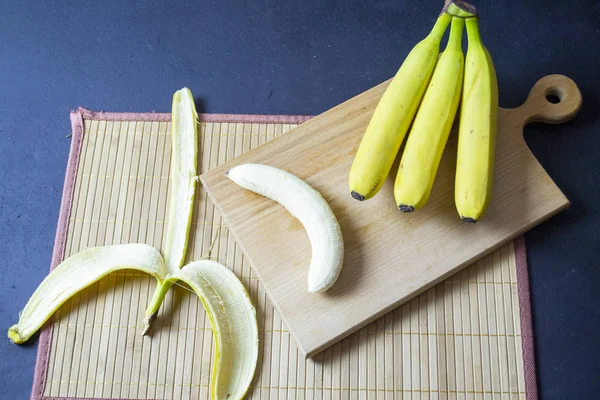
[8, 244, 167, 344]
[163, 87, 198, 274]
[143, 87, 199, 332]
[169, 261, 259, 400]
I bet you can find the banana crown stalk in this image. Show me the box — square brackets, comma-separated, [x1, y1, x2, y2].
[8, 88, 259, 400]
[348, 11, 452, 201]
[455, 17, 498, 222]
[443, 0, 477, 18]
[394, 17, 465, 212]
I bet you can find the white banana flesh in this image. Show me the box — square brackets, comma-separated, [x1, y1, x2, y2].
[8, 244, 167, 344]
[226, 163, 344, 293]
[169, 261, 258, 400]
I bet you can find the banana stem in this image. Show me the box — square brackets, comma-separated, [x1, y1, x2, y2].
[142, 280, 175, 335]
[465, 17, 482, 44]
[447, 18, 465, 50]
[429, 12, 452, 41]
[142, 228, 223, 335]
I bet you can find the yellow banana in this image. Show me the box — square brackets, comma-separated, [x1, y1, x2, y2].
[455, 17, 498, 222]
[394, 17, 465, 212]
[348, 11, 451, 201]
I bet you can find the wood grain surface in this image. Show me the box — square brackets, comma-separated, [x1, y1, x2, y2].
[201, 74, 582, 357]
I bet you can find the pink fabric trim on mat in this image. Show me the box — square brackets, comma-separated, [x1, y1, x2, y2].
[78, 107, 312, 124]
[31, 110, 85, 400]
[31, 108, 537, 400]
[514, 236, 539, 400]
[43, 398, 158, 400]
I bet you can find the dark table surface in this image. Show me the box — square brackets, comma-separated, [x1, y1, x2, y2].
[1, 0, 599, 398]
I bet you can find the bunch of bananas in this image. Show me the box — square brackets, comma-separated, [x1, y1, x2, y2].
[349, 0, 498, 223]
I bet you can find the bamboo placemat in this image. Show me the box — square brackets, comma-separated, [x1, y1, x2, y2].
[30, 108, 537, 400]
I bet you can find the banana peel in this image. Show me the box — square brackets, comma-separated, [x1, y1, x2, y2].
[8, 246, 258, 399]
[8, 244, 166, 344]
[8, 88, 259, 400]
[169, 261, 258, 400]
[143, 87, 199, 333]
[163, 87, 198, 274]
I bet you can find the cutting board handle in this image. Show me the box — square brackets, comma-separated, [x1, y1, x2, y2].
[514, 74, 582, 126]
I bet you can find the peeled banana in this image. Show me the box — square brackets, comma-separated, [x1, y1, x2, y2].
[227, 163, 344, 293]
[455, 17, 498, 222]
[348, 11, 452, 201]
[394, 17, 465, 212]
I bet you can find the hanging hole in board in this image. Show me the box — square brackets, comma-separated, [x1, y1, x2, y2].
[545, 88, 564, 104]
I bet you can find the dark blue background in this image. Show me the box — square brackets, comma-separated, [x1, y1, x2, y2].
[1, 0, 598, 398]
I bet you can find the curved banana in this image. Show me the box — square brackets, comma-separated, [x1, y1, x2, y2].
[144, 87, 198, 333]
[169, 261, 258, 400]
[8, 244, 167, 344]
[226, 164, 344, 293]
[455, 17, 498, 222]
[394, 17, 465, 212]
[348, 11, 451, 201]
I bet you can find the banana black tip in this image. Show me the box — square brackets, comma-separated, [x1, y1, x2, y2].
[462, 217, 477, 224]
[351, 191, 365, 201]
[398, 205, 414, 213]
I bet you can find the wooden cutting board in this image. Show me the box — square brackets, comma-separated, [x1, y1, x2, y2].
[201, 74, 582, 358]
